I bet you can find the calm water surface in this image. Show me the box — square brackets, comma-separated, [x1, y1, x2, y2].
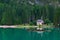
[0, 28, 60, 40]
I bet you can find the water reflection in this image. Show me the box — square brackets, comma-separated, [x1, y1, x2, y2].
[37, 31, 44, 37]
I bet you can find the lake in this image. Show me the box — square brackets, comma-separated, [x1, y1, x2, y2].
[0, 28, 60, 40]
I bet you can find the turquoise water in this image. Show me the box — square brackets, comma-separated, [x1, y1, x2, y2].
[0, 28, 60, 40]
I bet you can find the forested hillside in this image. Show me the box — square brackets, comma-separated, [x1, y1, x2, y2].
[0, 0, 60, 26]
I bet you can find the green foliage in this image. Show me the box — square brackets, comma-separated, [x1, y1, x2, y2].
[0, 0, 60, 26]
[29, 22, 34, 25]
[44, 18, 51, 25]
[29, 20, 36, 25]
[54, 7, 60, 27]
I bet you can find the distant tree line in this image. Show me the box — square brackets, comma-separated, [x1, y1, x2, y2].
[0, 0, 60, 27]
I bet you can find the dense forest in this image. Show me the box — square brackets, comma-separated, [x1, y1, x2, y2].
[0, 0, 60, 27]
